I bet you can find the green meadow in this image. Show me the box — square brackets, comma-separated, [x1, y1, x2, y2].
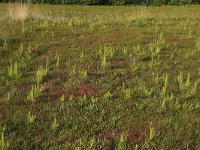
[0, 4, 200, 149]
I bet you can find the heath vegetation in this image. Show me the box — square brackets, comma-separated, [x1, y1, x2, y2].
[0, 3, 200, 149]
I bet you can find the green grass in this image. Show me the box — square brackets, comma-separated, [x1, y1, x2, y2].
[0, 4, 200, 149]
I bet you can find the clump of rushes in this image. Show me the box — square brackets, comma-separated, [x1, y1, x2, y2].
[101, 54, 109, 68]
[161, 93, 174, 109]
[133, 44, 143, 55]
[27, 59, 48, 103]
[152, 73, 159, 85]
[7, 60, 21, 79]
[27, 83, 45, 103]
[99, 45, 114, 68]
[89, 23, 95, 31]
[177, 72, 191, 91]
[60, 95, 65, 102]
[149, 121, 155, 141]
[123, 88, 131, 99]
[121, 82, 131, 99]
[19, 43, 23, 52]
[36, 58, 49, 82]
[79, 70, 88, 79]
[101, 45, 115, 58]
[51, 117, 59, 131]
[0, 125, 9, 149]
[196, 38, 200, 49]
[6, 92, 10, 100]
[88, 137, 96, 149]
[186, 80, 199, 98]
[158, 32, 165, 44]
[80, 51, 84, 61]
[150, 44, 161, 57]
[104, 91, 113, 99]
[56, 56, 60, 68]
[148, 57, 161, 70]
[130, 59, 138, 72]
[3, 38, 7, 50]
[154, 32, 165, 49]
[142, 84, 153, 98]
[160, 74, 168, 97]
[60, 95, 65, 109]
[27, 111, 36, 124]
[70, 66, 76, 76]
[35, 66, 48, 83]
[117, 132, 127, 150]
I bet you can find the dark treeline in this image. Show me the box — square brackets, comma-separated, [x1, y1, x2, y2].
[1, 0, 200, 5]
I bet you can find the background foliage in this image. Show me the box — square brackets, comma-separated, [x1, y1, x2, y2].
[0, 0, 200, 5]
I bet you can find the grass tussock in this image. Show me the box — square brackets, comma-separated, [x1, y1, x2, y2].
[7, 3, 29, 21]
[7, 3, 51, 22]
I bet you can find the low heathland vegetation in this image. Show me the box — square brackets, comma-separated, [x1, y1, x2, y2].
[0, 3, 200, 149]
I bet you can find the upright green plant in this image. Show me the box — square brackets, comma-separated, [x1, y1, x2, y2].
[143, 84, 153, 97]
[196, 38, 200, 50]
[80, 51, 84, 61]
[27, 111, 36, 124]
[148, 57, 161, 70]
[149, 121, 155, 141]
[101, 54, 109, 68]
[186, 80, 199, 98]
[161, 93, 174, 109]
[133, 44, 143, 54]
[104, 91, 113, 99]
[35, 66, 48, 84]
[99, 45, 115, 58]
[27, 83, 45, 103]
[130, 60, 138, 72]
[152, 73, 159, 85]
[156, 32, 165, 47]
[51, 117, 59, 131]
[0, 126, 9, 149]
[160, 74, 168, 97]
[150, 44, 161, 57]
[79, 70, 88, 79]
[177, 72, 191, 91]
[123, 88, 131, 99]
[117, 132, 127, 149]
[60, 95, 65, 109]
[8, 60, 21, 79]
[6, 92, 10, 100]
[3, 38, 7, 50]
[88, 137, 96, 149]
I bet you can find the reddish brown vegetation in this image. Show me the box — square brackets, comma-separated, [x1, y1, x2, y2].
[72, 85, 96, 96]
[98, 129, 145, 144]
[42, 82, 96, 101]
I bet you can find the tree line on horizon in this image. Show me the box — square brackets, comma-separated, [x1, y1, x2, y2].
[0, 0, 200, 5]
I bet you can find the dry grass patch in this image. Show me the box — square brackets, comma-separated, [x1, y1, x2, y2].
[7, 3, 29, 21]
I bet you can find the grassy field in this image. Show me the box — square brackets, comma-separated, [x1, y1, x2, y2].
[0, 4, 200, 149]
